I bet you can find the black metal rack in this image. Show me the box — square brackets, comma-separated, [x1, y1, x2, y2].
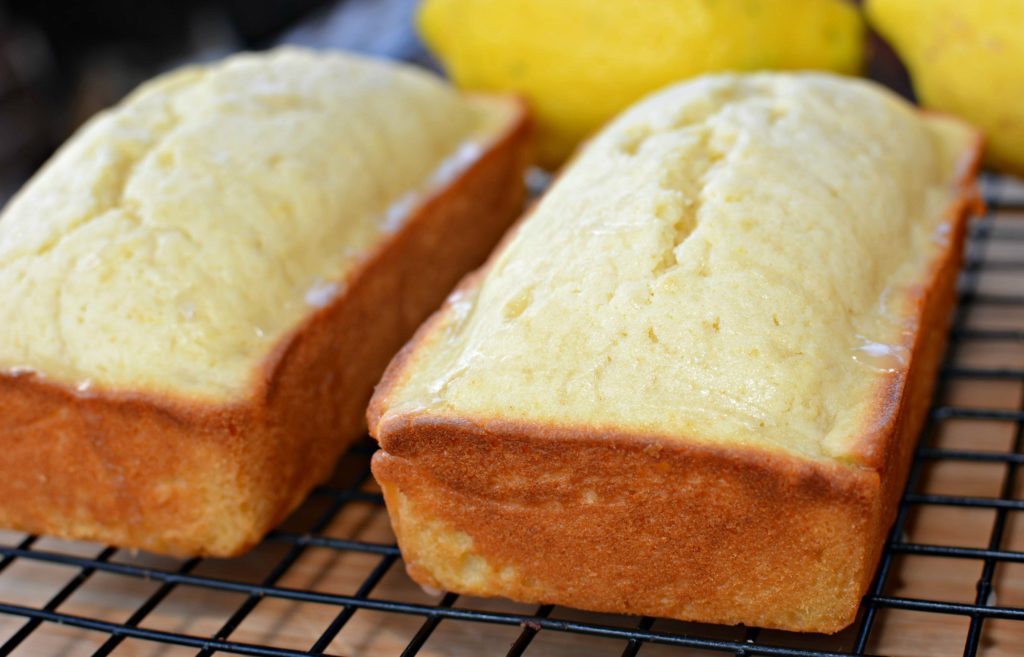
[0, 174, 1021, 656]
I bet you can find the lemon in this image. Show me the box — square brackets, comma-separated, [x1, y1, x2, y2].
[867, 0, 1024, 176]
[419, 0, 864, 167]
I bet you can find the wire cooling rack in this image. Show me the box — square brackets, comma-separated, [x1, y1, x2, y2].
[0, 174, 1022, 656]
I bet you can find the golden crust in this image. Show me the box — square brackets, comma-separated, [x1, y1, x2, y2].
[373, 423, 877, 632]
[368, 127, 982, 633]
[0, 100, 532, 557]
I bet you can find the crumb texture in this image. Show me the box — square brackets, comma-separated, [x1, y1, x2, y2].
[382, 73, 974, 461]
[0, 47, 494, 399]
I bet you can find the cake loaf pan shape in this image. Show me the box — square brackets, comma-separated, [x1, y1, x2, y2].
[0, 47, 530, 556]
[369, 73, 981, 632]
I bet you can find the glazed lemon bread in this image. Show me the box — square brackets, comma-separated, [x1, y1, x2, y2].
[369, 73, 981, 632]
[0, 47, 530, 555]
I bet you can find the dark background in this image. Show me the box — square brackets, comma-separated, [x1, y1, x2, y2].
[0, 0, 434, 202]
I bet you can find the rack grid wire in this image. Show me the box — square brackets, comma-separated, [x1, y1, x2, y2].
[0, 174, 1022, 656]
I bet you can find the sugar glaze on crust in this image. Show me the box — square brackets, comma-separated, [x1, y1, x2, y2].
[0, 100, 531, 557]
[368, 124, 982, 633]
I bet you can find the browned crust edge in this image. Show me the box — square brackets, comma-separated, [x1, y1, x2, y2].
[0, 97, 532, 557]
[367, 121, 983, 632]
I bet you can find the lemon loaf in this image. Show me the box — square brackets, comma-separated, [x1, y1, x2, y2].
[369, 73, 980, 632]
[0, 47, 530, 556]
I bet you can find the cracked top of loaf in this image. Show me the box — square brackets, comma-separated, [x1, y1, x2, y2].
[0, 47, 506, 400]
[376, 72, 977, 462]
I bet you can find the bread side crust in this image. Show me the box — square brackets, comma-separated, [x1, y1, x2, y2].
[0, 99, 531, 557]
[368, 127, 982, 632]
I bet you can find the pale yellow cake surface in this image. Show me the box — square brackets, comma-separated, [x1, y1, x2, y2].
[379, 73, 976, 462]
[0, 47, 504, 400]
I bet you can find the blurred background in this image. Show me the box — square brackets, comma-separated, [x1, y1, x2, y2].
[0, 0, 976, 201]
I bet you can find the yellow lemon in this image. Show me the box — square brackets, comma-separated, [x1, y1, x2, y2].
[867, 0, 1024, 176]
[419, 0, 864, 167]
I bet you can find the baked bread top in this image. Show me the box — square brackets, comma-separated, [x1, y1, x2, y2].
[0, 47, 509, 400]
[372, 72, 978, 464]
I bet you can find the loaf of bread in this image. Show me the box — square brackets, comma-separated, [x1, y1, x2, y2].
[0, 48, 530, 556]
[369, 73, 981, 632]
